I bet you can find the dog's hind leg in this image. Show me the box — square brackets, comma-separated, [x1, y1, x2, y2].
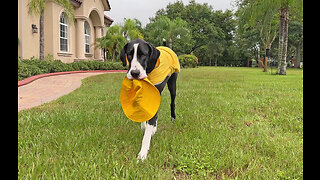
[137, 113, 157, 161]
[167, 73, 178, 121]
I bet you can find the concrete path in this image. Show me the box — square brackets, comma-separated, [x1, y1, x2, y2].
[18, 71, 124, 111]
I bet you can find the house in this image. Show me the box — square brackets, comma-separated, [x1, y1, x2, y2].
[18, 0, 113, 63]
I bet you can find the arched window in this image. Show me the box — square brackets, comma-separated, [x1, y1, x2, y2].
[59, 12, 68, 52]
[84, 21, 90, 53]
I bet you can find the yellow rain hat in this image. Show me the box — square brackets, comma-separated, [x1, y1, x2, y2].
[120, 76, 161, 122]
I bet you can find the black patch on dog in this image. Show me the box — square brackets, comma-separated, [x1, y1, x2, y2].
[120, 39, 160, 74]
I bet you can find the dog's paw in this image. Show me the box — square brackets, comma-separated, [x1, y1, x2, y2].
[137, 151, 148, 162]
[171, 117, 176, 122]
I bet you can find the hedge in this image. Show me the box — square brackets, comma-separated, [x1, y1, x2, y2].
[18, 55, 198, 81]
[18, 59, 127, 81]
[178, 54, 198, 68]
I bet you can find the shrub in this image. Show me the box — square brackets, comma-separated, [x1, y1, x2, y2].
[18, 61, 42, 81]
[178, 54, 198, 68]
[18, 59, 127, 81]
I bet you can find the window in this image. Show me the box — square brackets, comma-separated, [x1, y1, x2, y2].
[59, 12, 68, 52]
[84, 21, 90, 53]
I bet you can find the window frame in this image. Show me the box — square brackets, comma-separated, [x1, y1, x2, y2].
[84, 21, 90, 53]
[59, 12, 68, 52]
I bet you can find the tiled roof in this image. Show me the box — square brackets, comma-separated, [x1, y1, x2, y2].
[104, 15, 114, 22]
[69, 0, 82, 7]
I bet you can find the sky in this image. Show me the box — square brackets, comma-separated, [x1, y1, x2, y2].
[104, 0, 235, 27]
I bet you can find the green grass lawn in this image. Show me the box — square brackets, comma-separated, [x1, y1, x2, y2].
[18, 67, 303, 179]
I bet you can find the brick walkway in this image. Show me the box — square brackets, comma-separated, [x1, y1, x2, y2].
[18, 71, 125, 111]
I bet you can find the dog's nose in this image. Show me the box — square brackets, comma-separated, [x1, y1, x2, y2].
[130, 69, 140, 78]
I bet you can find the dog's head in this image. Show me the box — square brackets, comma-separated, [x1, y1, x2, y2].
[120, 39, 160, 80]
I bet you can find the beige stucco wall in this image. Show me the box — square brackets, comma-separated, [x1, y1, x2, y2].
[18, 0, 110, 63]
[18, 0, 40, 59]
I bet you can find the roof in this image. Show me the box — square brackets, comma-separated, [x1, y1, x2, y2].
[69, 0, 111, 11]
[69, 0, 82, 8]
[104, 14, 114, 25]
[102, 0, 111, 11]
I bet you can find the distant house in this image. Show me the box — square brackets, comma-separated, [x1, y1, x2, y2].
[18, 0, 113, 63]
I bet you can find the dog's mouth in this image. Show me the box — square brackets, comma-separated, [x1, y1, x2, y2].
[127, 69, 148, 80]
[127, 73, 147, 80]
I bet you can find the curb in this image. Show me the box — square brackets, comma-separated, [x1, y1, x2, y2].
[18, 70, 127, 87]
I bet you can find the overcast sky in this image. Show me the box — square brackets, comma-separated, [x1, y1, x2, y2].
[104, 0, 235, 27]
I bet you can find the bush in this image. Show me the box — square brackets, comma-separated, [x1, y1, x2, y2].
[178, 54, 198, 68]
[18, 59, 127, 81]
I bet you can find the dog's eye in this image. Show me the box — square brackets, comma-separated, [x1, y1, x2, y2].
[141, 55, 146, 59]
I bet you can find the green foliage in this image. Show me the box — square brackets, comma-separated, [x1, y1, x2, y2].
[144, 16, 192, 53]
[96, 25, 127, 61]
[97, 18, 144, 61]
[121, 18, 144, 41]
[150, 1, 236, 66]
[178, 54, 198, 68]
[18, 59, 127, 81]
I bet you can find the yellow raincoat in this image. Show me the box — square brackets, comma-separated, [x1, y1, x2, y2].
[148, 46, 180, 85]
[120, 46, 180, 122]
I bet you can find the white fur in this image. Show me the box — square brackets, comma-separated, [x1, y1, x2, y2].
[141, 121, 146, 131]
[137, 123, 157, 161]
[127, 43, 147, 80]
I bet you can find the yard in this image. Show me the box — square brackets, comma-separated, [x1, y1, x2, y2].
[18, 67, 303, 179]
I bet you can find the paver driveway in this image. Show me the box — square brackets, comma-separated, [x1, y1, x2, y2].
[18, 71, 124, 111]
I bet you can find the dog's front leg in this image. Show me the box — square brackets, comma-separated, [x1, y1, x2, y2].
[137, 123, 157, 161]
[141, 121, 146, 131]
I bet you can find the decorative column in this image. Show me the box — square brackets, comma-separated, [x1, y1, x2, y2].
[94, 26, 103, 60]
[76, 18, 85, 60]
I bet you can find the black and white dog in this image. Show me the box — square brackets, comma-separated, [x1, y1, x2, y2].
[120, 39, 179, 161]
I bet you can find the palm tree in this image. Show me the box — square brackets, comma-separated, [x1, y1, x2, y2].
[239, 1, 279, 72]
[277, 0, 303, 75]
[28, 0, 74, 61]
[97, 25, 126, 62]
[148, 16, 190, 49]
[97, 19, 144, 62]
[238, 0, 303, 74]
[121, 18, 144, 41]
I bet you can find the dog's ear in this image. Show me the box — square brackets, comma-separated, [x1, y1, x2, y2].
[146, 42, 160, 74]
[120, 43, 128, 66]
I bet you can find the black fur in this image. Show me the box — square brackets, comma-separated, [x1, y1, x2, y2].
[145, 42, 160, 74]
[120, 39, 160, 73]
[120, 44, 128, 66]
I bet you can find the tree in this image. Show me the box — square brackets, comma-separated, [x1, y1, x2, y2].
[121, 18, 144, 41]
[238, 0, 279, 72]
[277, 0, 303, 74]
[145, 16, 191, 50]
[237, 0, 303, 74]
[28, 0, 74, 61]
[288, 19, 303, 68]
[96, 25, 126, 62]
[151, 1, 236, 65]
[96, 19, 144, 61]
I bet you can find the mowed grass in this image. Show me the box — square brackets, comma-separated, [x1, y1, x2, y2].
[18, 67, 303, 179]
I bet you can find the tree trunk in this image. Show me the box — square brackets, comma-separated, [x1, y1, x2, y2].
[263, 50, 267, 72]
[263, 45, 270, 72]
[103, 48, 106, 62]
[39, 11, 44, 61]
[112, 43, 117, 62]
[277, 7, 289, 75]
[294, 43, 302, 68]
[169, 37, 173, 49]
